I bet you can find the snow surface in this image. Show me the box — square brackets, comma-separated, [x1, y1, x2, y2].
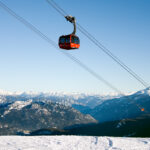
[0, 136, 150, 150]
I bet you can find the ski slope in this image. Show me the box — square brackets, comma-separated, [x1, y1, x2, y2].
[0, 136, 150, 150]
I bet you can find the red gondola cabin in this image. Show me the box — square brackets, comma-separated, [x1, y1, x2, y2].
[59, 34, 80, 50]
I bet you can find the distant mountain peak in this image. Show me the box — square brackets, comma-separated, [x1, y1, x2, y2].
[3, 100, 33, 116]
[135, 87, 150, 96]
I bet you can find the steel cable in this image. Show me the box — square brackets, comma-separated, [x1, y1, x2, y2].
[0, 1, 122, 94]
[46, 0, 149, 88]
[0, 1, 147, 112]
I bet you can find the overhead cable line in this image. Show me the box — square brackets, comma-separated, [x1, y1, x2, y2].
[46, 0, 149, 88]
[46, 0, 66, 17]
[0, 1, 122, 94]
[0, 1, 147, 112]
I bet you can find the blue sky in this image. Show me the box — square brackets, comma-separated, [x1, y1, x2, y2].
[0, 0, 150, 94]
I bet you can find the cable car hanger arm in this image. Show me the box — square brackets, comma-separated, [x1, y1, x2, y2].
[65, 15, 76, 35]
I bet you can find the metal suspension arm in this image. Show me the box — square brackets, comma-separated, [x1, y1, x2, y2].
[65, 15, 76, 35]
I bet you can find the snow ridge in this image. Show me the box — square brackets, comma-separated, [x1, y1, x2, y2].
[135, 87, 150, 96]
[4, 100, 32, 116]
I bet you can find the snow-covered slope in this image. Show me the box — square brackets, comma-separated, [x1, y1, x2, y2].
[0, 101, 97, 135]
[88, 87, 150, 122]
[3, 100, 32, 116]
[0, 136, 150, 150]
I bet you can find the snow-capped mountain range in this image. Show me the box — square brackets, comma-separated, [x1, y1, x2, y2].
[0, 100, 97, 135]
[87, 87, 150, 122]
[0, 89, 123, 108]
[0, 89, 122, 97]
[0, 87, 150, 135]
[0, 87, 148, 105]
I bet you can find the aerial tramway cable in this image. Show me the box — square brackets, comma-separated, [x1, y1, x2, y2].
[46, 0, 149, 88]
[0, 1, 121, 94]
[0, 1, 147, 112]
